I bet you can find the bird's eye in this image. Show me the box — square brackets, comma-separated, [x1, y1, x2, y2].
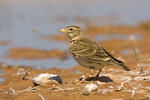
[69, 28, 73, 31]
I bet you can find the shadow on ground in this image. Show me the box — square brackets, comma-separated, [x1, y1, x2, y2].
[85, 76, 114, 82]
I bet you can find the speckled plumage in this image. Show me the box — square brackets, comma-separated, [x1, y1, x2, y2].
[59, 25, 130, 77]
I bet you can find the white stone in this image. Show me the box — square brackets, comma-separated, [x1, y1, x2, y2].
[16, 68, 28, 76]
[134, 76, 150, 81]
[101, 89, 114, 95]
[82, 83, 99, 95]
[32, 73, 62, 86]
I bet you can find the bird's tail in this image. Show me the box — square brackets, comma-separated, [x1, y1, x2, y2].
[119, 63, 130, 71]
[111, 58, 130, 71]
[102, 48, 130, 71]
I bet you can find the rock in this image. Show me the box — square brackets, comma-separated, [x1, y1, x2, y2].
[96, 81, 105, 85]
[32, 73, 62, 86]
[82, 83, 99, 95]
[75, 75, 86, 82]
[16, 68, 29, 76]
[50, 86, 63, 92]
[134, 76, 150, 81]
[101, 89, 114, 95]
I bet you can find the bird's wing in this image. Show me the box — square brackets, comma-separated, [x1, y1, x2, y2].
[102, 48, 123, 63]
[85, 46, 112, 62]
[70, 37, 111, 62]
[70, 38, 95, 56]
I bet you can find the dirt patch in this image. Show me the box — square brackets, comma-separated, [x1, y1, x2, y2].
[6, 47, 68, 60]
[84, 24, 141, 35]
[0, 63, 150, 100]
[0, 41, 10, 46]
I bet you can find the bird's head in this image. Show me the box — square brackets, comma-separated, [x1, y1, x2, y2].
[58, 25, 82, 39]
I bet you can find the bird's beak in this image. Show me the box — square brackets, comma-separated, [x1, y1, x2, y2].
[58, 28, 66, 33]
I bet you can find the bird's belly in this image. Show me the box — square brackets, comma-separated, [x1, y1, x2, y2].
[75, 57, 102, 70]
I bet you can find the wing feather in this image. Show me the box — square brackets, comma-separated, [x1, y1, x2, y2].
[70, 37, 111, 62]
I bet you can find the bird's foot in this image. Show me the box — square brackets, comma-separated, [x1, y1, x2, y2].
[95, 69, 102, 78]
[76, 75, 91, 84]
[76, 78, 87, 84]
[95, 72, 100, 78]
[95, 74, 99, 78]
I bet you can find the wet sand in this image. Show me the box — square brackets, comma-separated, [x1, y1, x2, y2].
[0, 23, 150, 100]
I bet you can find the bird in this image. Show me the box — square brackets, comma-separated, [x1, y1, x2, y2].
[58, 25, 130, 77]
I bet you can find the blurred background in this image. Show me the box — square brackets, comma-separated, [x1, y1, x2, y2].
[0, 0, 150, 69]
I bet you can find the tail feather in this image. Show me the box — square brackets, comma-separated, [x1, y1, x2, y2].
[121, 64, 130, 71]
[103, 48, 130, 71]
[111, 58, 130, 71]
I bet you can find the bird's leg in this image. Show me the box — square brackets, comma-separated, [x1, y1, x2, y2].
[96, 68, 102, 77]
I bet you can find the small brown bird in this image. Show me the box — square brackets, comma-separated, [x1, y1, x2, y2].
[59, 25, 130, 77]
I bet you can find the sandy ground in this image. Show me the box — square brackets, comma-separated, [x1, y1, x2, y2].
[0, 23, 150, 100]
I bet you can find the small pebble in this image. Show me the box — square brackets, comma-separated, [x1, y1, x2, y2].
[82, 83, 98, 95]
[32, 73, 62, 86]
[50, 86, 63, 91]
[96, 81, 105, 86]
[16, 68, 29, 76]
[108, 86, 113, 89]
[134, 76, 150, 81]
[101, 89, 113, 95]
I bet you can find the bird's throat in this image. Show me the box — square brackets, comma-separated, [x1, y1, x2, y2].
[70, 34, 84, 43]
[68, 32, 81, 40]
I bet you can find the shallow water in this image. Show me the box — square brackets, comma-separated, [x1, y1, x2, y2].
[0, 70, 3, 82]
[0, 0, 149, 68]
[0, 78, 3, 83]
[0, 57, 78, 69]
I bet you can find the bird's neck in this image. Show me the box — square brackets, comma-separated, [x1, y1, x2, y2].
[70, 34, 83, 42]
[68, 31, 82, 40]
